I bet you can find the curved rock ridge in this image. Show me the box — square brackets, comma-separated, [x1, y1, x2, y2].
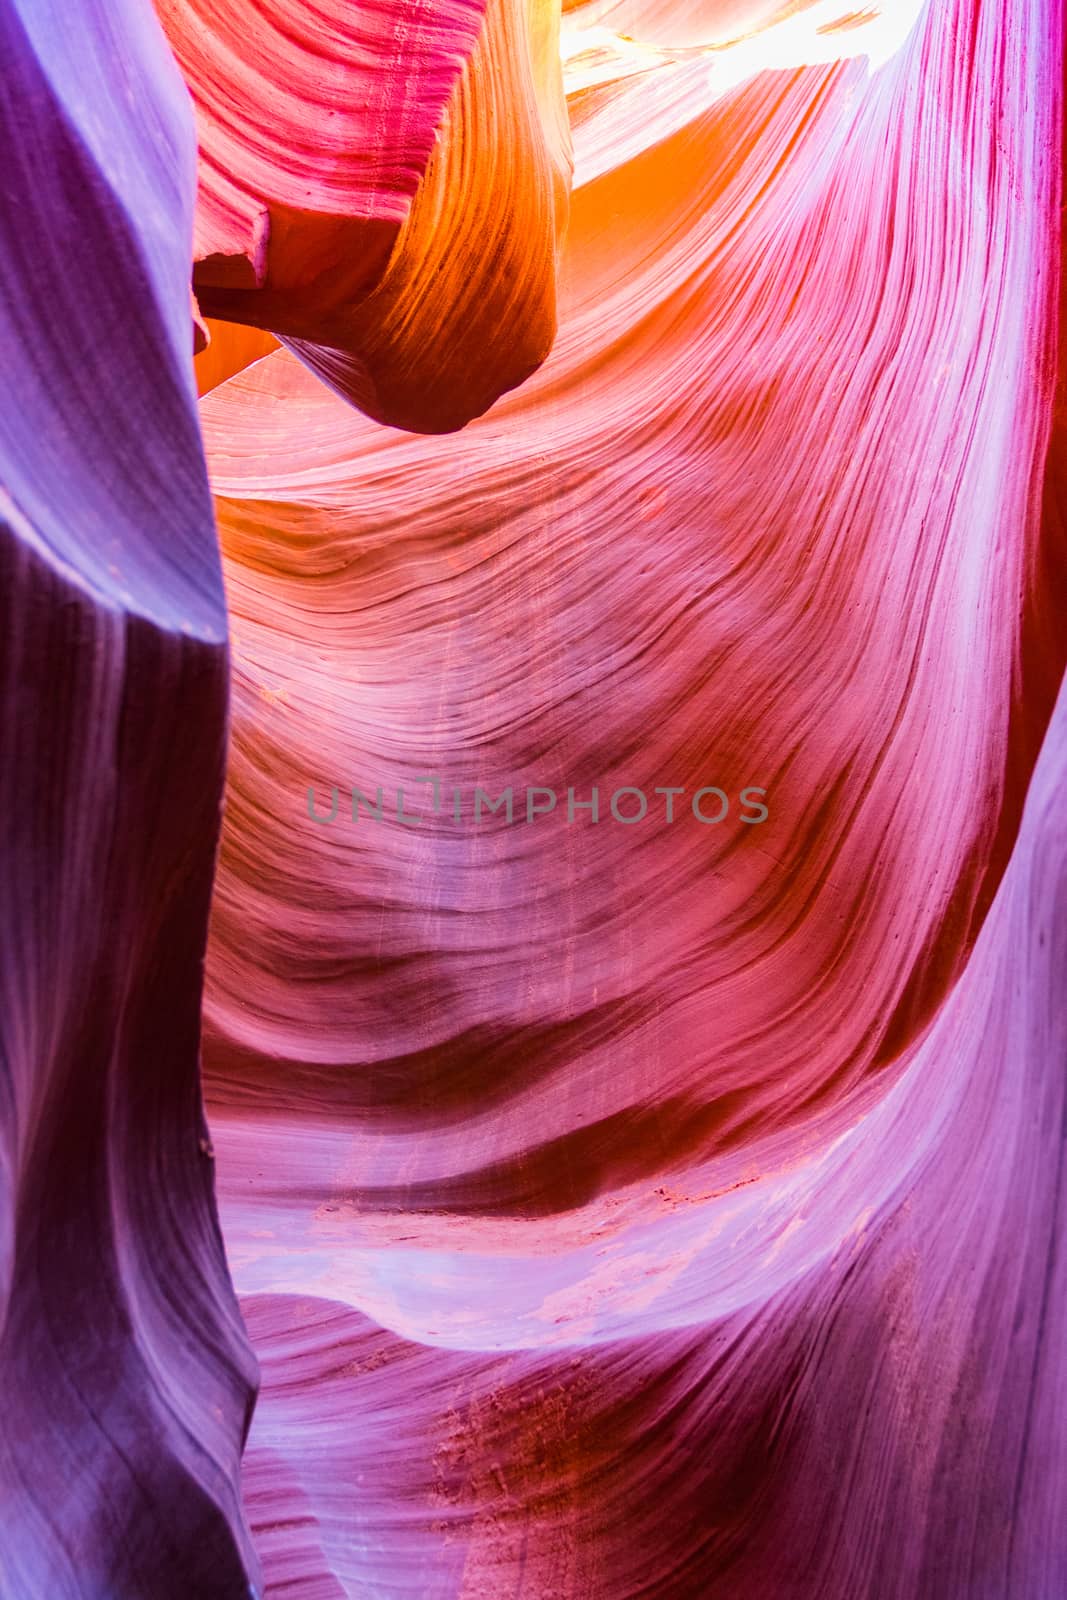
[0, 2, 258, 1595]
[191, 0, 1065, 1587]
[241, 656, 1067, 1594]
[0, 0, 1061, 1589]
[161, 0, 572, 431]
[158, 0, 487, 276]
[202, 0, 1060, 1254]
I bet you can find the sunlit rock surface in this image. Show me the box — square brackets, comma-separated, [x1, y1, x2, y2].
[194, 0, 1066, 1592]
[0, 0, 1063, 1593]
[161, 0, 571, 429]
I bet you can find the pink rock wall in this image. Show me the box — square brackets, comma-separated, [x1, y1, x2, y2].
[0, 0, 1063, 1593]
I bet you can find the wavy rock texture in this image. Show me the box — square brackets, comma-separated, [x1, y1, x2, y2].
[0, 2, 258, 1595]
[161, 0, 572, 429]
[2, 0, 1064, 1594]
[191, 0, 1066, 1593]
